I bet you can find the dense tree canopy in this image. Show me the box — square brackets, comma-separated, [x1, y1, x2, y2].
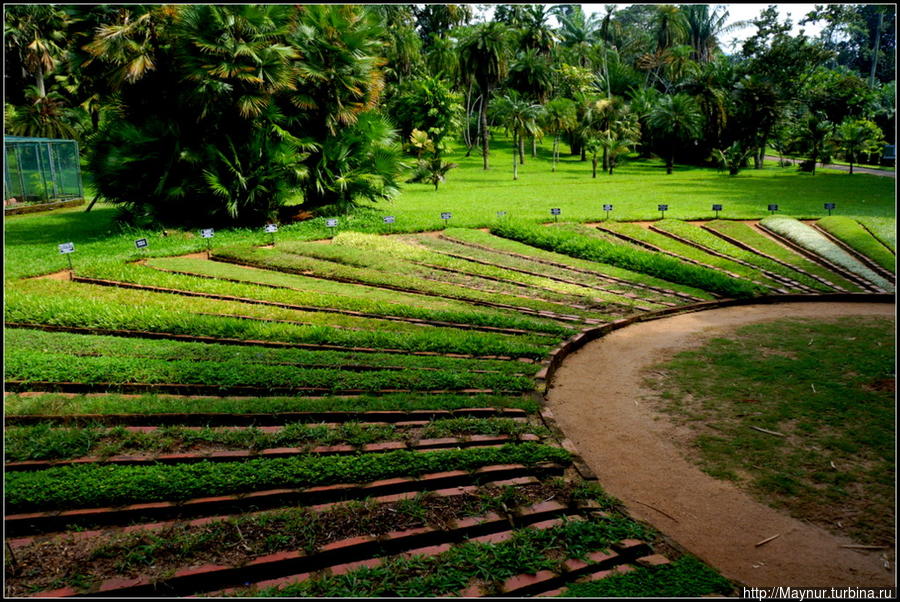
[4, 3, 895, 226]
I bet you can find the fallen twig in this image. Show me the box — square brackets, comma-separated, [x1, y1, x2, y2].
[755, 533, 781, 547]
[632, 499, 679, 523]
[750, 426, 785, 437]
[840, 544, 887, 550]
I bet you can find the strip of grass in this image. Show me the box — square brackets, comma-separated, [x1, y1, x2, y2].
[403, 234, 668, 310]
[3, 392, 539, 417]
[855, 216, 896, 253]
[5, 350, 535, 393]
[441, 228, 713, 300]
[221, 242, 603, 321]
[562, 555, 733, 597]
[278, 239, 606, 319]
[331, 232, 648, 312]
[490, 221, 762, 298]
[591, 222, 785, 290]
[81, 258, 576, 331]
[5, 329, 533, 375]
[5, 443, 571, 511]
[242, 517, 654, 597]
[816, 216, 896, 274]
[702, 220, 862, 291]
[651, 219, 832, 292]
[760, 217, 894, 291]
[6, 281, 552, 359]
[127, 258, 575, 336]
[644, 316, 895, 545]
[5, 419, 549, 462]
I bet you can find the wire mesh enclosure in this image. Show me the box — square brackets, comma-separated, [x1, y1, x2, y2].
[4, 136, 84, 205]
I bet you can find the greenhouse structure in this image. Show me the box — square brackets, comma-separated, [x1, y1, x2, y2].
[4, 136, 83, 205]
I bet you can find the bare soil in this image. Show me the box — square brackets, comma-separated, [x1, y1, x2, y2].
[546, 302, 895, 588]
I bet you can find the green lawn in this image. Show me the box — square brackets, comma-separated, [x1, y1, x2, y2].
[4, 133, 895, 279]
[644, 316, 896, 546]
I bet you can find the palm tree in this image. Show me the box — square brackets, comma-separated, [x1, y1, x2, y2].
[4, 5, 70, 98]
[648, 92, 703, 174]
[554, 5, 601, 68]
[652, 5, 689, 52]
[680, 4, 748, 62]
[458, 22, 509, 170]
[543, 97, 578, 171]
[494, 93, 543, 179]
[517, 5, 557, 55]
[835, 118, 884, 174]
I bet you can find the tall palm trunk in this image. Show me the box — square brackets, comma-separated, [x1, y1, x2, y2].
[531, 136, 537, 158]
[552, 134, 559, 172]
[480, 86, 490, 170]
[519, 135, 524, 164]
[512, 132, 518, 180]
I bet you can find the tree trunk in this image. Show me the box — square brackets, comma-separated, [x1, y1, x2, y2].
[531, 136, 537, 158]
[512, 133, 518, 180]
[552, 135, 559, 172]
[849, 159, 854, 175]
[602, 148, 608, 171]
[869, 10, 883, 87]
[480, 90, 489, 170]
[666, 157, 673, 174]
[592, 157, 597, 178]
[581, 146, 586, 161]
[519, 135, 524, 165]
[35, 68, 46, 98]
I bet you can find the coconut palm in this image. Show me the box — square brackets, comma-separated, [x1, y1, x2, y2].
[554, 5, 602, 68]
[648, 92, 703, 174]
[458, 22, 509, 170]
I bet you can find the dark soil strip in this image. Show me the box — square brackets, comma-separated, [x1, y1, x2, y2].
[5, 463, 566, 537]
[74, 274, 547, 337]
[26, 502, 582, 597]
[210, 255, 590, 324]
[698, 224, 848, 292]
[757, 224, 885, 293]
[4, 323, 529, 361]
[417, 247, 677, 308]
[809, 224, 896, 283]
[5, 407, 529, 427]
[595, 225, 783, 293]
[4, 381, 524, 398]
[7, 477, 545, 551]
[4, 435, 535, 472]
[439, 234, 706, 302]
[646, 225, 818, 293]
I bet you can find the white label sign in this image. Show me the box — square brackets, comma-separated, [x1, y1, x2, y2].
[383, 216, 395, 224]
[603, 204, 613, 211]
[58, 242, 75, 254]
[441, 212, 452, 220]
[326, 218, 338, 228]
[658, 204, 668, 211]
[550, 208, 561, 215]
[135, 238, 149, 249]
[264, 224, 278, 233]
[200, 228, 215, 238]
[497, 211, 507, 217]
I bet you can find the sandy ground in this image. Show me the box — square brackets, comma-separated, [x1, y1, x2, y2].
[546, 302, 896, 588]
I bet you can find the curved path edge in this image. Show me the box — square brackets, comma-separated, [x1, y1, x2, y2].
[536, 294, 896, 589]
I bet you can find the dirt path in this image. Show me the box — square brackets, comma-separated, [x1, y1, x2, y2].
[546, 302, 895, 588]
